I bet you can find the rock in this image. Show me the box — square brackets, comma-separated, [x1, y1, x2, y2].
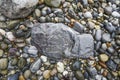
[30, 59, 41, 73]
[73, 21, 85, 33]
[50, 68, 57, 76]
[45, 0, 62, 7]
[71, 60, 81, 71]
[0, 42, 8, 50]
[104, 22, 116, 33]
[8, 72, 19, 80]
[6, 32, 15, 41]
[112, 11, 120, 18]
[28, 46, 38, 57]
[106, 60, 117, 71]
[0, 29, 6, 36]
[84, 11, 93, 18]
[31, 23, 94, 60]
[57, 62, 64, 73]
[104, 6, 113, 15]
[43, 70, 51, 79]
[35, 9, 41, 17]
[40, 55, 47, 62]
[87, 67, 97, 78]
[95, 29, 102, 41]
[99, 54, 109, 62]
[0, 0, 39, 19]
[24, 70, 31, 79]
[0, 49, 3, 57]
[102, 33, 111, 42]
[0, 22, 7, 28]
[19, 74, 25, 80]
[87, 21, 95, 29]
[63, 70, 68, 76]
[75, 71, 84, 80]
[18, 57, 27, 69]
[0, 58, 8, 70]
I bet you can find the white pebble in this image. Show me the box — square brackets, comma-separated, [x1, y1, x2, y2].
[57, 62, 64, 73]
[112, 11, 120, 18]
[63, 70, 68, 76]
[6, 32, 15, 41]
[40, 55, 47, 62]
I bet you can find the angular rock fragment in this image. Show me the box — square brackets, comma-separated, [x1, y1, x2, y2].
[0, 0, 38, 19]
[31, 23, 94, 60]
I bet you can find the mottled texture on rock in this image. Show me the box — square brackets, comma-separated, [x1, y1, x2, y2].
[31, 23, 94, 60]
[0, 0, 38, 19]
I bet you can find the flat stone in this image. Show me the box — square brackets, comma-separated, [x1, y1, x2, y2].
[30, 59, 41, 73]
[31, 23, 94, 60]
[57, 62, 64, 73]
[0, 0, 38, 19]
[0, 58, 8, 70]
[45, 0, 61, 7]
[99, 54, 109, 62]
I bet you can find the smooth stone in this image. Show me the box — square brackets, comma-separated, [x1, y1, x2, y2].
[104, 6, 113, 15]
[0, 15, 6, 21]
[0, 0, 39, 19]
[71, 60, 81, 71]
[19, 74, 25, 80]
[84, 12, 93, 18]
[39, 17, 46, 23]
[0, 49, 3, 57]
[63, 70, 68, 76]
[101, 43, 107, 50]
[87, 21, 95, 29]
[87, 67, 97, 78]
[43, 70, 51, 79]
[40, 55, 47, 62]
[106, 60, 117, 71]
[45, 0, 62, 7]
[95, 29, 102, 41]
[11, 57, 18, 66]
[9, 48, 18, 56]
[112, 11, 120, 18]
[8, 72, 19, 80]
[24, 70, 31, 79]
[0, 58, 8, 70]
[50, 68, 57, 76]
[0, 43, 7, 50]
[0, 22, 7, 28]
[102, 33, 111, 42]
[99, 54, 109, 62]
[0, 29, 6, 36]
[16, 42, 26, 48]
[95, 41, 101, 50]
[73, 21, 85, 33]
[107, 47, 115, 54]
[28, 46, 38, 57]
[104, 22, 116, 33]
[95, 75, 102, 80]
[35, 9, 41, 17]
[7, 20, 20, 29]
[6, 32, 15, 41]
[30, 59, 41, 73]
[31, 23, 94, 59]
[57, 62, 64, 73]
[18, 57, 27, 69]
[81, 0, 88, 6]
[75, 71, 84, 80]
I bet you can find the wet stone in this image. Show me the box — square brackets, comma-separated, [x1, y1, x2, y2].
[75, 71, 84, 80]
[8, 72, 19, 80]
[71, 60, 81, 71]
[0, 58, 8, 70]
[106, 60, 117, 71]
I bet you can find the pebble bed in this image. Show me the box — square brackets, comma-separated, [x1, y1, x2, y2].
[0, 0, 120, 80]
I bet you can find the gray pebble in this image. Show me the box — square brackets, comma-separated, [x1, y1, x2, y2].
[30, 59, 41, 73]
[28, 46, 38, 57]
[75, 70, 85, 80]
[73, 21, 85, 33]
[8, 72, 19, 80]
[71, 60, 81, 71]
[106, 60, 117, 71]
[102, 33, 111, 42]
[95, 29, 102, 41]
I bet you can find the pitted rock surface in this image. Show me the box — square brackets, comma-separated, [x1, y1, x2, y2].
[0, 0, 38, 19]
[31, 23, 94, 60]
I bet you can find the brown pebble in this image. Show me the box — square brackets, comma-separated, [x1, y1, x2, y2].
[19, 74, 25, 80]
[98, 61, 107, 68]
[102, 70, 108, 77]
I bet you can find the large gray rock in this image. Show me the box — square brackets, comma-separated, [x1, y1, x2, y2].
[31, 23, 94, 60]
[0, 0, 38, 19]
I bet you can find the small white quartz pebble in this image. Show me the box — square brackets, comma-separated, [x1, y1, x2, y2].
[57, 62, 64, 73]
[6, 32, 15, 41]
[112, 11, 120, 18]
[40, 55, 47, 62]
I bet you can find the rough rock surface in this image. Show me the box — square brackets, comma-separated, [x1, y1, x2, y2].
[31, 23, 94, 60]
[0, 0, 38, 19]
